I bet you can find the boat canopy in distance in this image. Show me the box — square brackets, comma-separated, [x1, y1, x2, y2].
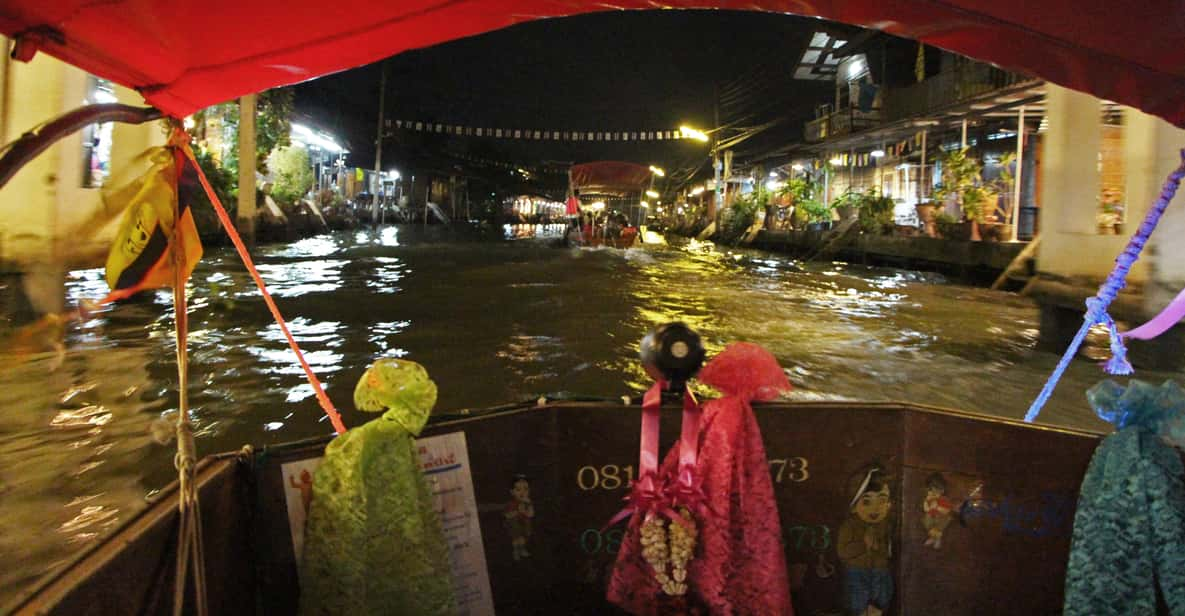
[1, 1, 1183, 127]
[570, 161, 652, 196]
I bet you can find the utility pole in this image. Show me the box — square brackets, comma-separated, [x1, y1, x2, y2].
[373, 60, 388, 224]
[712, 83, 721, 222]
[237, 93, 257, 244]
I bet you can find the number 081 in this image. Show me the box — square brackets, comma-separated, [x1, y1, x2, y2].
[576, 464, 635, 490]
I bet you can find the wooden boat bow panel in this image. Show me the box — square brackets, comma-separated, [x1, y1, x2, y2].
[8, 401, 1101, 615]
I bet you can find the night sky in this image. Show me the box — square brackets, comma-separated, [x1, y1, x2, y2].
[294, 10, 846, 189]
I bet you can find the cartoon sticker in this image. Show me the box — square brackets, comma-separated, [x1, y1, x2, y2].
[922, 473, 956, 549]
[281, 457, 323, 565]
[838, 463, 894, 616]
[504, 474, 535, 561]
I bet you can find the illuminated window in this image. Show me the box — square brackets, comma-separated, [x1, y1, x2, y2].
[80, 76, 116, 188]
[1097, 103, 1125, 234]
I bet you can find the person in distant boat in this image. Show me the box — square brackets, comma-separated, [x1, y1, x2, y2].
[606, 213, 623, 239]
[582, 213, 594, 242]
[617, 213, 638, 245]
[838, 464, 894, 616]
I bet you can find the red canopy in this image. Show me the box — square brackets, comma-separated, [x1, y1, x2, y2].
[2, 1, 1183, 126]
[570, 162, 652, 195]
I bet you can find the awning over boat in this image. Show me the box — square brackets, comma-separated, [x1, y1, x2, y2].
[569, 161, 652, 195]
[1, 1, 1183, 127]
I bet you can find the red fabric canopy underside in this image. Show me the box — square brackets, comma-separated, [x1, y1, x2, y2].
[1, 1, 1183, 126]
[570, 161, 653, 194]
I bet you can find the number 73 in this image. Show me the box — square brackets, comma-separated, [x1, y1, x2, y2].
[768, 457, 809, 483]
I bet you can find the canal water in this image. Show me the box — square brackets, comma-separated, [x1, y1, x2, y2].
[0, 225, 1167, 604]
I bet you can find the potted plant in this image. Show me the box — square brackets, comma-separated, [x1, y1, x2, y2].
[915, 199, 938, 237]
[801, 198, 832, 231]
[831, 189, 861, 220]
[722, 191, 766, 243]
[1096, 208, 1120, 234]
[934, 211, 966, 240]
[780, 177, 817, 231]
[857, 188, 895, 235]
[934, 147, 995, 241]
[1100, 194, 1125, 234]
[978, 152, 1015, 241]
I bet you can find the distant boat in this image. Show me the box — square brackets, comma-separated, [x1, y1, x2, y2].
[567, 161, 650, 249]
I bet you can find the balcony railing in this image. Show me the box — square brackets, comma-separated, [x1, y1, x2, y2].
[804, 108, 881, 143]
[883, 65, 1037, 121]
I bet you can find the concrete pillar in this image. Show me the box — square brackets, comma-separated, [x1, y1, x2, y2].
[1033, 85, 1185, 368]
[1126, 109, 1185, 311]
[1036, 84, 1137, 280]
[1124, 109, 1185, 368]
[237, 93, 257, 242]
[0, 36, 10, 146]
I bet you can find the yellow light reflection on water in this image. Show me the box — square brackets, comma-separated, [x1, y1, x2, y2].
[642, 230, 667, 245]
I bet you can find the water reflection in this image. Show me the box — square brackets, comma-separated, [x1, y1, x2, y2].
[252, 260, 347, 297]
[1, 226, 1175, 606]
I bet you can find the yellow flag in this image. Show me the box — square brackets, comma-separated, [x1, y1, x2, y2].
[103, 147, 202, 303]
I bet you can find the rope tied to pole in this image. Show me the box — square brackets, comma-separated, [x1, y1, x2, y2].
[167, 137, 208, 616]
[1024, 150, 1185, 423]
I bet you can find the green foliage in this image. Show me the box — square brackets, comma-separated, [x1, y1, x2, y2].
[994, 152, 1016, 194]
[933, 147, 996, 223]
[830, 189, 862, 212]
[270, 145, 314, 205]
[800, 198, 832, 223]
[782, 177, 816, 205]
[189, 87, 294, 177]
[857, 188, 895, 233]
[721, 190, 764, 241]
[780, 176, 829, 224]
[962, 185, 997, 223]
[255, 88, 294, 173]
[189, 147, 236, 238]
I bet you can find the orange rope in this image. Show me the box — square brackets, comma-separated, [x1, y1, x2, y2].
[179, 141, 346, 435]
